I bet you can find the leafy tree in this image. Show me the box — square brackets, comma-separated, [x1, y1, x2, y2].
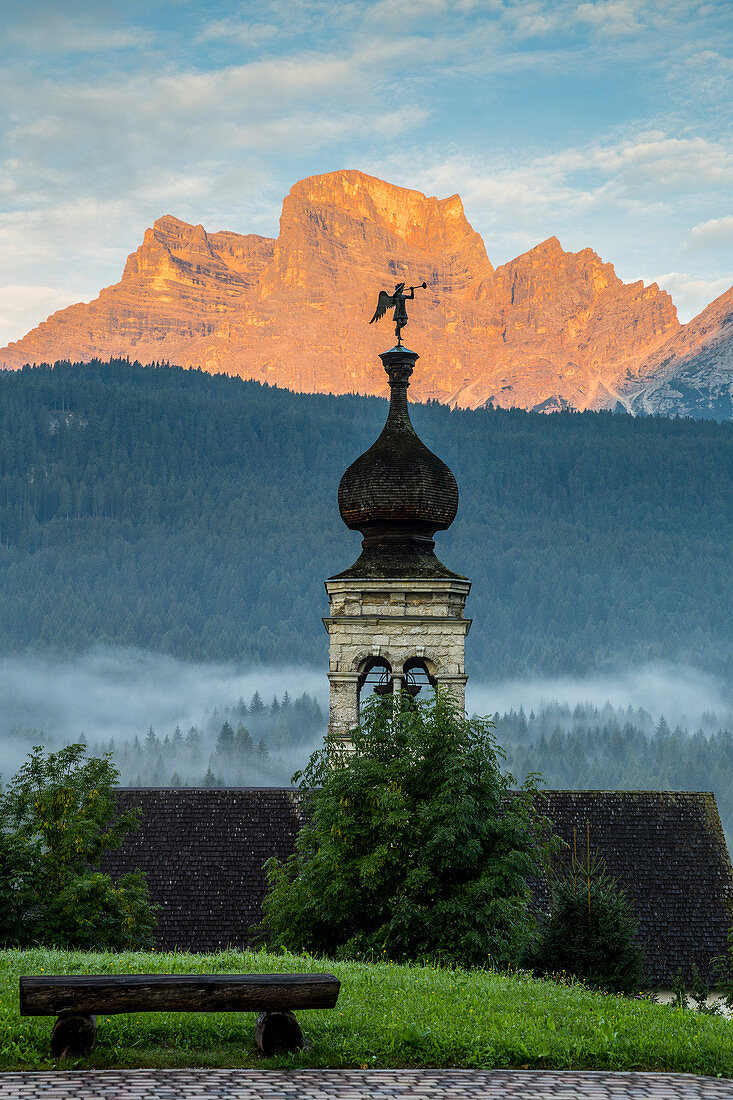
[0, 744, 157, 949]
[262, 691, 556, 967]
[521, 840, 645, 994]
[0, 819, 26, 946]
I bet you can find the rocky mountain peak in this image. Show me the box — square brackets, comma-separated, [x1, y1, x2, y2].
[287, 169, 476, 250]
[0, 170, 728, 417]
[621, 285, 733, 418]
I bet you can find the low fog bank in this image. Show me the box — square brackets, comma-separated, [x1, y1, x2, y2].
[0, 648, 328, 786]
[468, 664, 733, 734]
[1, 653, 732, 814]
[469, 666, 733, 847]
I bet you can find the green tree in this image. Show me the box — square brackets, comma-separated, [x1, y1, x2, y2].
[712, 926, 733, 1012]
[249, 692, 266, 716]
[235, 723, 254, 756]
[261, 691, 555, 968]
[215, 721, 235, 755]
[521, 841, 645, 994]
[0, 744, 157, 949]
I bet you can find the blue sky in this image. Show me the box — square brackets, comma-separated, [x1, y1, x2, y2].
[1, 0, 731, 345]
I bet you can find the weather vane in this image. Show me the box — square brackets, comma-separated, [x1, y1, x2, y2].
[369, 281, 428, 346]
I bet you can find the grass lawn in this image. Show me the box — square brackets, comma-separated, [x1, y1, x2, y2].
[1, 947, 731, 1076]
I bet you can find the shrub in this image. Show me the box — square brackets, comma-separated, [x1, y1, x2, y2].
[0, 744, 157, 949]
[521, 838, 644, 994]
[712, 926, 733, 1012]
[261, 690, 556, 968]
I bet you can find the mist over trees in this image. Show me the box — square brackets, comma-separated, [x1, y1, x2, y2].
[100, 690, 325, 788]
[6, 683, 732, 846]
[0, 359, 731, 678]
[496, 701, 733, 847]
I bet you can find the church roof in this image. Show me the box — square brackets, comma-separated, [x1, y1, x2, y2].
[103, 787, 733, 984]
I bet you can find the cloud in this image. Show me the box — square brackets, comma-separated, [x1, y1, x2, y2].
[376, 127, 732, 267]
[591, 133, 733, 193]
[574, 0, 644, 36]
[685, 214, 733, 251]
[510, 10, 561, 39]
[0, 196, 145, 283]
[655, 272, 732, 322]
[363, 0, 457, 27]
[0, 43, 423, 184]
[0, 285, 80, 348]
[5, 9, 151, 54]
[390, 130, 733, 221]
[197, 20, 279, 47]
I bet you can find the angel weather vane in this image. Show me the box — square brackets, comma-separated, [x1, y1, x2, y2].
[369, 280, 427, 346]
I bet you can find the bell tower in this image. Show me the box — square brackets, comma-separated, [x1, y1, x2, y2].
[324, 343, 471, 742]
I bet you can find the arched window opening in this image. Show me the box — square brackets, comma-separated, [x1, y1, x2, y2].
[403, 658, 436, 702]
[358, 658, 393, 718]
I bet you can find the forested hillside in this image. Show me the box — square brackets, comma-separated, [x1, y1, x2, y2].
[1, 360, 731, 677]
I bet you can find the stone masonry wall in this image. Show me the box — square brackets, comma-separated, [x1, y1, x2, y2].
[324, 577, 471, 737]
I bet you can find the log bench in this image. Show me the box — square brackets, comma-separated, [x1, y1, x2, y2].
[19, 972, 340, 1059]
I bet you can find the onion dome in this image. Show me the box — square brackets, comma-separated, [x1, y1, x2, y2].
[334, 345, 462, 579]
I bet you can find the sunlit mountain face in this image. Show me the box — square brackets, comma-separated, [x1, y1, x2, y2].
[4, 170, 729, 419]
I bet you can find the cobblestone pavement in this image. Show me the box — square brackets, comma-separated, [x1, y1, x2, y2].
[1, 1070, 732, 1099]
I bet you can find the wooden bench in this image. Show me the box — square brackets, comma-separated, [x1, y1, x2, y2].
[19, 972, 340, 1059]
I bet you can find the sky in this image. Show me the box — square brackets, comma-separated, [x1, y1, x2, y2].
[0, 0, 731, 347]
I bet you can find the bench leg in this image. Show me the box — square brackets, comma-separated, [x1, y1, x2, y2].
[50, 1013, 97, 1059]
[254, 1010, 303, 1055]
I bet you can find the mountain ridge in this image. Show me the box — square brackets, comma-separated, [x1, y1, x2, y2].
[621, 285, 733, 419]
[2, 169, 730, 417]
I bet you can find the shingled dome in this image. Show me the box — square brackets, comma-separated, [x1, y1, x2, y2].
[335, 346, 460, 579]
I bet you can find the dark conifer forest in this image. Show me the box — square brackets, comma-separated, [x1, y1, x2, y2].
[0, 359, 731, 678]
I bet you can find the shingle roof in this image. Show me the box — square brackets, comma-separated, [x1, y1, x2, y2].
[102, 788, 733, 984]
[103, 789, 301, 952]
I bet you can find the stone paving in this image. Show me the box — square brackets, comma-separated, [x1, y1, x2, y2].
[1, 1070, 732, 1099]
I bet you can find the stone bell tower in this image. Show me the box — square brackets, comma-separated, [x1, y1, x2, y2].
[324, 343, 471, 741]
